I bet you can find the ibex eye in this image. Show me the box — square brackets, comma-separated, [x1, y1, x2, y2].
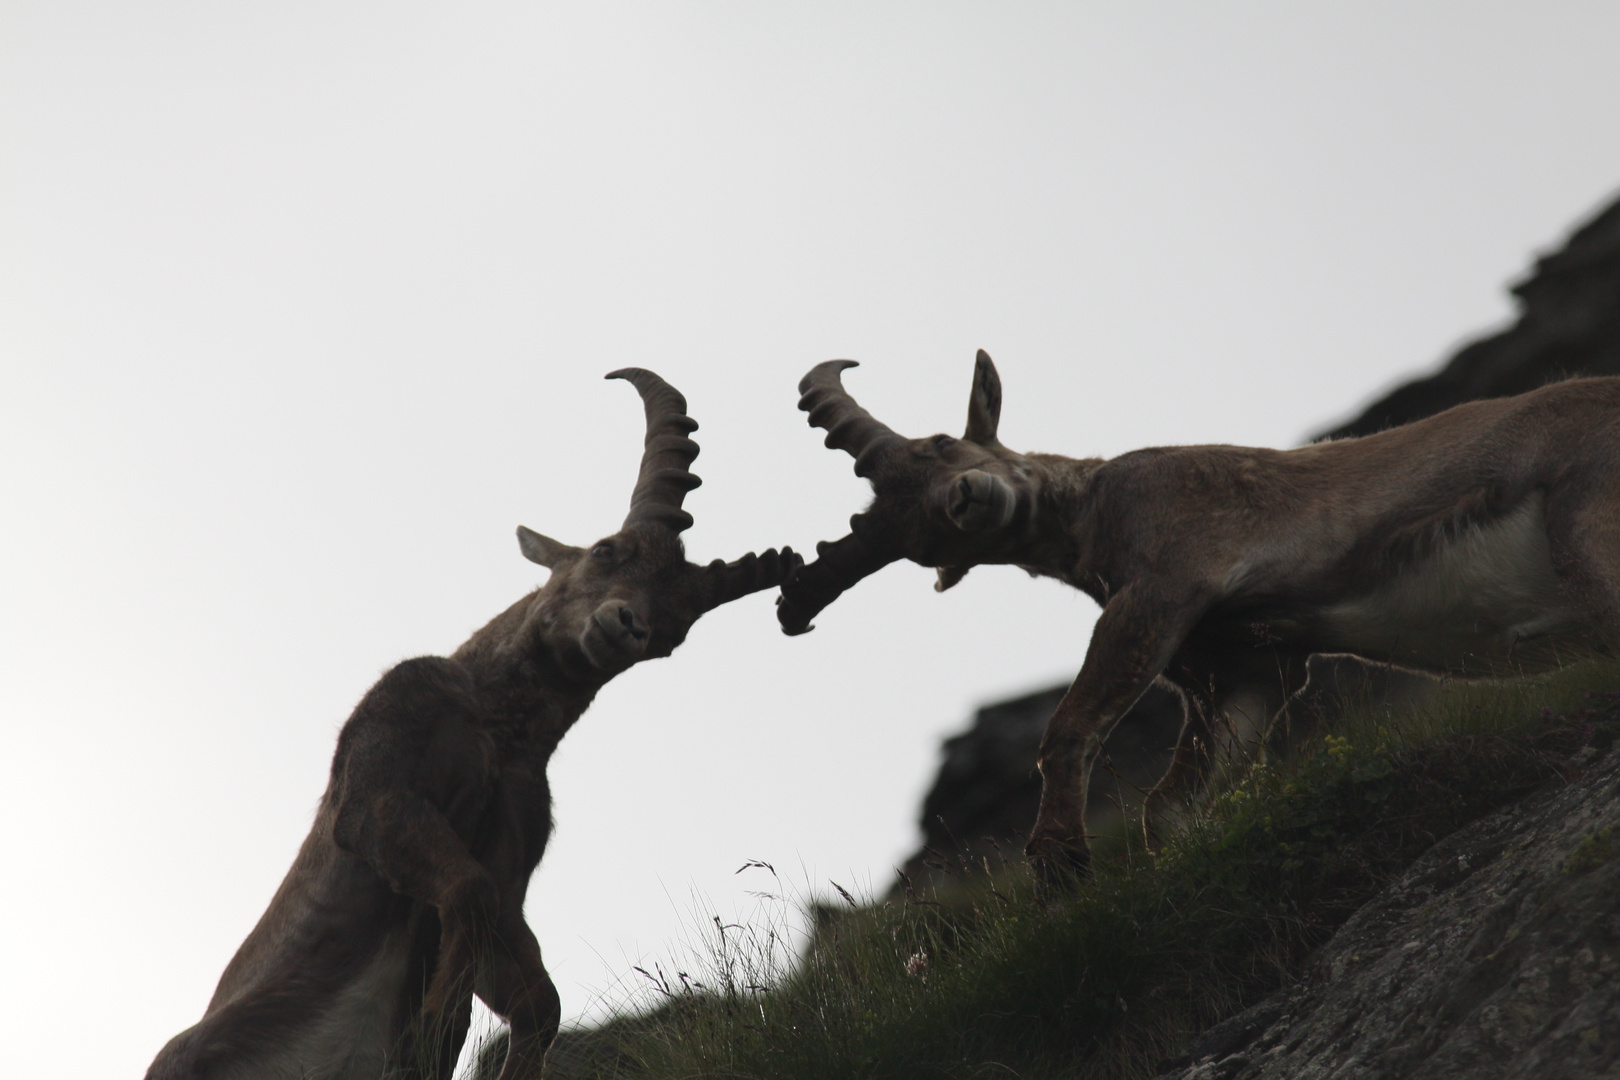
[591, 542, 615, 560]
[933, 435, 957, 451]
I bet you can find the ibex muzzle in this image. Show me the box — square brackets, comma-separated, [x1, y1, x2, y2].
[147, 369, 799, 1080]
[582, 599, 650, 669]
[945, 469, 1018, 532]
[782, 350, 1620, 892]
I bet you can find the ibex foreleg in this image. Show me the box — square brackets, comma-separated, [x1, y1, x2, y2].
[475, 917, 560, 1080]
[333, 785, 500, 1063]
[330, 659, 557, 1077]
[336, 790, 562, 1078]
[1029, 583, 1212, 890]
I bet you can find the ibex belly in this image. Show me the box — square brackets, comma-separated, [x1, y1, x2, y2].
[210, 928, 413, 1080]
[285, 928, 414, 1079]
[1317, 496, 1592, 674]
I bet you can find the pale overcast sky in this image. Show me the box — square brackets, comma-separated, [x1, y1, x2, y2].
[5, 4, 1620, 1076]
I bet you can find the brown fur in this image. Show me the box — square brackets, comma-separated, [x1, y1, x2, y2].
[147, 370, 798, 1080]
[780, 352, 1620, 888]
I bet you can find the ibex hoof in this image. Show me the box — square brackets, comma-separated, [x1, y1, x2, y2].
[1026, 836, 1091, 900]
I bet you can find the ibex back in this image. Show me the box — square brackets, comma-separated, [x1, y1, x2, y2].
[778, 352, 1620, 887]
[147, 369, 798, 1080]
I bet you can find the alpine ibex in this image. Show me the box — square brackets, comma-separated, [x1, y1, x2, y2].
[778, 351, 1620, 886]
[147, 370, 799, 1080]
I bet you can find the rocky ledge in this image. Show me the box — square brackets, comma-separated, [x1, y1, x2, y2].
[1154, 743, 1620, 1080]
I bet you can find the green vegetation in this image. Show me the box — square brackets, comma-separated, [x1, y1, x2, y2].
[523, 662, 1620, 1080]
[1562, 826, 1614, 876]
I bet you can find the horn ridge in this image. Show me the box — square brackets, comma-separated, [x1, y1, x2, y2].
[606, 368, 703, 534]
[776, 531, 898, 635]
[797, 359, 903, 466]
[642, 418, 700, 442]
[706, 546, 803, 612]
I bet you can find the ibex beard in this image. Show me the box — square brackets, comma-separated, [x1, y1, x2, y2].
[779, 350, 1620, 889]
[146, 369, 798, 1080]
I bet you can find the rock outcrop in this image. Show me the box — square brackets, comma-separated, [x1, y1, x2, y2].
[1153, 740, 1620, 1080]
[1320, 191, 1620, 440]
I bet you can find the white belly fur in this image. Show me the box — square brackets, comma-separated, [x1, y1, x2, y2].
[219, 926, 413, 1080]
[1318, 493, 1593, 672]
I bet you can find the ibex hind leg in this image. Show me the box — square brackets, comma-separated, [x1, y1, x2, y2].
[1547, 477, 1620, 657]
[1141, 679, 1216, 851]
[1146, 656, 1309, 850]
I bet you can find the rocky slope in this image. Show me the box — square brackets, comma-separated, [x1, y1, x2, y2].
[1153, 740, 1620, 1080]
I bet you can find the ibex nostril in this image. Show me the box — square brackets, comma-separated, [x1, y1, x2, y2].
[618, 606, 648, 639]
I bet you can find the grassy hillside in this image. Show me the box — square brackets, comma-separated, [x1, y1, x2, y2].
[514, 662, 1620, 1080]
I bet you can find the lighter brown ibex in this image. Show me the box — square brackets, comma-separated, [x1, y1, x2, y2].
[147, 369, 798, 1080]
[778, 351, 1620, 887]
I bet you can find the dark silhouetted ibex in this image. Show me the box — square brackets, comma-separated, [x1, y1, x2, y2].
[779, 351, 1620, 887]
[147, 370, 798, 1080]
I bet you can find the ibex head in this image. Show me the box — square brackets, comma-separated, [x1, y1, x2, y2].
[516, 368, 799, 679]
[778, 350, 1043, 635]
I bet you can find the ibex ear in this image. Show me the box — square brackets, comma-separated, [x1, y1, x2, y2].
[516, 526, 581, 568]
[963, 349, 1003, 446]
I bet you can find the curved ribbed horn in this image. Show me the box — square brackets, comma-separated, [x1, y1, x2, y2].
[798, 361, 904, 479]
[702, 546, 803, 613]
[606, 368, 702, 534]
[776, 528, 900, 635]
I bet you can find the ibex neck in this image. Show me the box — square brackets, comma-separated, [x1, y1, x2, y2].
[450, 592, 602, 759]
[1007, 452, 1107, 600]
